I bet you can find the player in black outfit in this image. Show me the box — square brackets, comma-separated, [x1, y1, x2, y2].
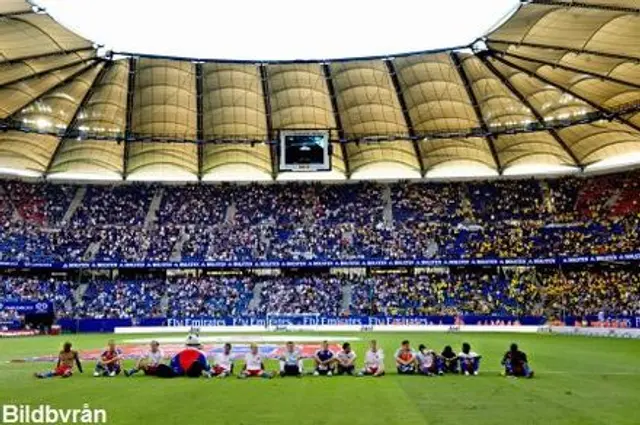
[502, 343, 534, 378]
[440, 345, 459, 373]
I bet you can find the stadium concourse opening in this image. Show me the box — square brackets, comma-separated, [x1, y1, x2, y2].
[0, 1, 639, 425]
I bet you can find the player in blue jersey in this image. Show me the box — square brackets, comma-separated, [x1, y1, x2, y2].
[279, 341, 304, 377]
[93, 340, 122, 377]
[501, 343, 534, 378]
[459, 342, 482, 376]
[313, 340, 335, 376]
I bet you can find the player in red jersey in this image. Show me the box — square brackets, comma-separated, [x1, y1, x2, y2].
[94, 340, 123, 377]
[34, 342, 83, 379]
[395, 340, 417, 374]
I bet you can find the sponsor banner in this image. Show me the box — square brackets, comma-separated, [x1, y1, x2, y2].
[0, 329, 39, 338]
[0, 319, 22, 330]
[0, 252, 639, 270]
[61, 315, 548, 333]
[549, 327, 640, 339]
[116, 325, 545, 334]
[0, 300, 52, 314]
[19, 343, 340, 363]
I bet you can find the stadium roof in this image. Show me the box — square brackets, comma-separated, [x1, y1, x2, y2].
[0, 0, 639, 182]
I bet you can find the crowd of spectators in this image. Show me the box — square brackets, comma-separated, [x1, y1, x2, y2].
[349, 269, 543, 316]
[2, 266, 639, 319]
[252, 275, 344, 316]
[0, 171, 638, 263]
[166, 276, 254, 318]
[72, 279, 166, 319]
[0, 276, 75, 312]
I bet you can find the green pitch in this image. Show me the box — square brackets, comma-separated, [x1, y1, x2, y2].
[1, 332, 639, 425]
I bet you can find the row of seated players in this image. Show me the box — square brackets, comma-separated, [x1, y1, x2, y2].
[35, 337, 533, 380]
[3, 266, 639, 319]
[1, 171, 640, 263]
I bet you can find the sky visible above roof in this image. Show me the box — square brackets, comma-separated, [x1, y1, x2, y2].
[35, 0, 518, 61]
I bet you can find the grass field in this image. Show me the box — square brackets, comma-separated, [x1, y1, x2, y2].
[1, 332, 639, 425]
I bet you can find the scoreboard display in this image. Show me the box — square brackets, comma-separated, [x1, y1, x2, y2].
[279, 130, 331, 172]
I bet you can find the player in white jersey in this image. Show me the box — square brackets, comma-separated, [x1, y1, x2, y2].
[125, 340, 164, 376]
[416, 344, 442, 376]
[279, 341, 303, 377]
[212, 343, 234, 378]
[238, 343, 273, 379]
[458, 342, 482, 376]
[336, 342, 357, 376]
[358, 340, 385, 377]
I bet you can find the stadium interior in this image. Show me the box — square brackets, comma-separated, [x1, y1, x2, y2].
[0, 0, 638, 326]
[1, 1, 639, 424]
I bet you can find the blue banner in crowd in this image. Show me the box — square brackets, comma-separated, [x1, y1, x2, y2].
[0, 300, 52, 314]
[0, 320, 22, 330]
[1, 252, 640, 270]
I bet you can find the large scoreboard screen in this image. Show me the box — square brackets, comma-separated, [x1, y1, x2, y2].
[279, 130, 331, 172]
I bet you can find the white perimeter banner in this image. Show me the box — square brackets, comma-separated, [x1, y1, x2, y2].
[548, 326, 640, 339]
[115, 324, 546, 334]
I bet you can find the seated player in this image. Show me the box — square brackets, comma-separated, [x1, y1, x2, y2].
[335, 342, 357, 376]
[35, 342, 83, 379]
[238, 343, 273, 379]
[440, 345, 459, 374]
[125, 340, 163, 377]
[458, 342, 481, 376]
[94, 340, 122, 377]
[156, 335, 212, 378]
[502, 343, 534, 378]
[279, 341, 303, 377]
[358, 340, 385, 377]
[314, 340, 336, 376]
[395, 340, 417, 374]
[416, 344, 442, 376]
[212, 343, 234, 378]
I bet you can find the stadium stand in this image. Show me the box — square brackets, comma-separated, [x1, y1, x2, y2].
[1, 265, 638, 319]
[1, 172, 639, 264]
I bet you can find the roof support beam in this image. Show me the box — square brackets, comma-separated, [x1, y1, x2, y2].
[259, 63, 277, 179]
[492, 53, 640, 134]
[122, 56, 137, 180]
[0, 57, 95, 90]
[478, 53, 582, 168]
[0, 46, 95, 66]
[322, 63, 350, 178]
[3, 60, 97, 123]
[0, 10, 38, 18]
[109, 44, 471, 66]
[450, 52, 503, 173]
[486, 39, 640, 64]
[491, 49, 640, 91]
[195, 62, 204, 180]
[528, 0, 639, 14]
[44, 61, 109, 177]
[385, 59, 425, 177]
